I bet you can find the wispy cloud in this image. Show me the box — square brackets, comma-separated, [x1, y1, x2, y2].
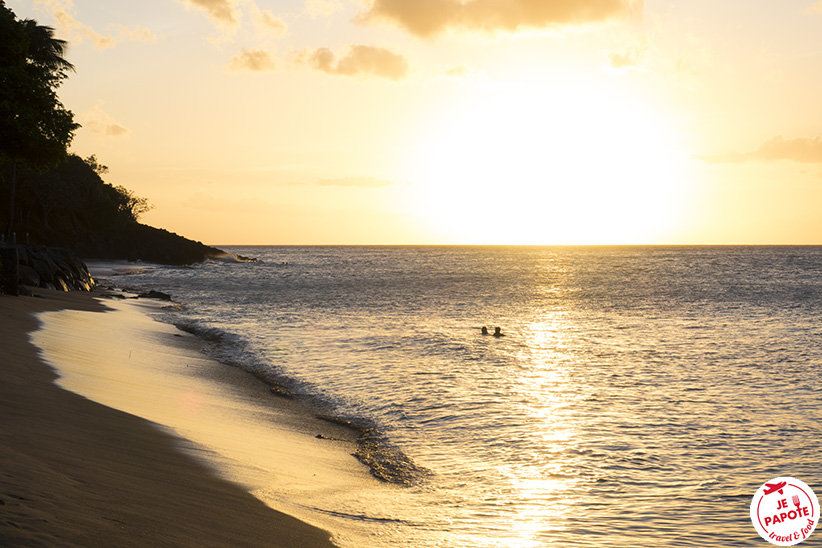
[299, 45, 409, 80]
[240, 1, 288, 37]
[304, 0, 344, 18]
[81, 106, 129, 137]
[316, 177, 394, 188]
[35, 0, 155, 49]
[804, 1, 822, 14]
[178, 1, 291, 46]
[256, 9, 287, 37]
[751, 136, 822, 163]
[606, 43, 648, 71]
[696, 136, 822, 164]
[177, 0, 239, 26]
[357, 0, 643, 38]
[226, 48, 276, 71]
[444, 64, 471, 78]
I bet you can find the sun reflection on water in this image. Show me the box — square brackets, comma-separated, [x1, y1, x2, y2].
[493, 314, 587, 547]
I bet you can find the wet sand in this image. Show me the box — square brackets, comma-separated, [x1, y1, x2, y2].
[0, 288, 338, 548]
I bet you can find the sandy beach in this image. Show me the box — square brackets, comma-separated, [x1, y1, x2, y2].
[0, 288, 340, 548]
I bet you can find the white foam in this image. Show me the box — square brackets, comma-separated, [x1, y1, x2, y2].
[31, 297, 393, 547]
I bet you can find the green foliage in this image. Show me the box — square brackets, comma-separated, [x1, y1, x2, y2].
[1, 154, 151, 244]
[1, 153, 222, 265]
[0, 1, 78, 170]
[114, 185, 155, 221]
[84, 154, 109, 175]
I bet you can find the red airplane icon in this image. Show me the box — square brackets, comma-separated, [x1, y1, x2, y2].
[764, 481, 787, 496]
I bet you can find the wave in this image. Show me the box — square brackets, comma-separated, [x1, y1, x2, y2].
[207, 251, 260, 264]
[171, 318, 304, 398]
[354, 429, 431, 486]
[170, 315, 430, 486]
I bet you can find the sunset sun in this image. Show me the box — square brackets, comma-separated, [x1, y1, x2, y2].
[404, 81, 691, 244]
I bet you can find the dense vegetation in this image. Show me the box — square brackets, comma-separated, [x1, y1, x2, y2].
[1, 155, 224, 264]
[0, 1, 224, 265]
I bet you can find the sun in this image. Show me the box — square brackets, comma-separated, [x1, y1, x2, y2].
[402, 80, 691, 245]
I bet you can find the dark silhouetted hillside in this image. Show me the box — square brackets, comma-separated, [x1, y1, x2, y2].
[1, 154, 225, 265]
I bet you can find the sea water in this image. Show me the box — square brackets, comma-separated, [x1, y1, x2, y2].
[101, 246, 822, 547]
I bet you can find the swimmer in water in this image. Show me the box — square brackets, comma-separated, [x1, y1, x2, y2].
[493, 327, 504, 337]
[481, 326, 489, 335]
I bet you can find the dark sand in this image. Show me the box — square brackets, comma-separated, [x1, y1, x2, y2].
[0, 289, 337, 548]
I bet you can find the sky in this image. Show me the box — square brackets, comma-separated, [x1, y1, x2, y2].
[6, 0, 822, 245]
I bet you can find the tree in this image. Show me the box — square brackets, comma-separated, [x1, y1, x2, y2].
[84, 154, 109, 176]
[113, 185, 154, 222]
[0, 1, 79, 238]
[19, 17, 75, 76]
[10, 154, 155, 248]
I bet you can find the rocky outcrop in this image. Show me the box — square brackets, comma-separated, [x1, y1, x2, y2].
[83, 223, 226, 266]
[138, 290, 173, 301]
[0, 244, 94, 295]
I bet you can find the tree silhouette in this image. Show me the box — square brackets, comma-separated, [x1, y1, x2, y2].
[18, 17, 75, 76]
[10, 154, 155, 248]
[0, 1, 79, 238]
[114, 185, 155, 222]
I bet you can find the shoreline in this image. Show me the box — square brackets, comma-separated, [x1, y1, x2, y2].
[0, 288, 339, 548]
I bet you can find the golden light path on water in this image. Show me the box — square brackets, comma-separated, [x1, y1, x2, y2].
[498, 312, 582, 548]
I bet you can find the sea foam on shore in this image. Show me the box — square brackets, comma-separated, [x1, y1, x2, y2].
[30, 295, 390, 547]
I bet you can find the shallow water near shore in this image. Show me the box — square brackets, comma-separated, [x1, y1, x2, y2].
[84, 246, 821, 547]
[32, 297, 400, 547]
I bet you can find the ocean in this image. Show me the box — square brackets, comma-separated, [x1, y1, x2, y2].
[98, 246, 822, 547]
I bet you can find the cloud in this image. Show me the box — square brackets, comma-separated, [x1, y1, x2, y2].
[357, 0, 643, 37]
[444, 64, 471, 77]
[696, 136, 822, 165]
[179, 1, 289, 43]
[81, 106, 129, 137]
[35, 0, 155, 49]
[52, 10, 114, 49]
[606, 43, 648, 70]
[305, 0, 344, 18]
[256, 10, 288, 37]
[112, 24, 157, 43]
[177, 0, 238, 26]
[753, 136, 822, 163]
[243, 1, 288, 37]
[300, 45, 409, 80]
[804, 1, 822, 14]
[316, 177, 394, 187]
[227, 48, 276, 71]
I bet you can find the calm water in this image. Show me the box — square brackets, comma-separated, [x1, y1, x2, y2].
[103, 246, 822, 547]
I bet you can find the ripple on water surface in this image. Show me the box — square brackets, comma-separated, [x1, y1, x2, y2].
[99, 246, 822, 547]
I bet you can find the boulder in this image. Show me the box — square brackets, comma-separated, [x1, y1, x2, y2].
[54, 275, 70, 292]
[18, 265, 41, 287]
[139, 290, 173, 301]
[12, 245, 95, 293]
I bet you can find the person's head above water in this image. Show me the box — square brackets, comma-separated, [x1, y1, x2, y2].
[493, 327, 504, 337]
[481, 326, 489, 335]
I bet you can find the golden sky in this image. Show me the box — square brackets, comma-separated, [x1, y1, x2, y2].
[8, 0, 822, 244]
